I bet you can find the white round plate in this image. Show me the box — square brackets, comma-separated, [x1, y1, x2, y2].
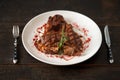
[22, 10, 102, 65]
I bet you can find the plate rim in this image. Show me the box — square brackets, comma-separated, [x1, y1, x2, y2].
[22, 10, 102, 65]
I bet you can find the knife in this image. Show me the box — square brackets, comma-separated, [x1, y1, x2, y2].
[104, 25, 114, 63]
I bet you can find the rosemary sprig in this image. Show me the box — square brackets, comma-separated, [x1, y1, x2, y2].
[58, 27, 67, 54]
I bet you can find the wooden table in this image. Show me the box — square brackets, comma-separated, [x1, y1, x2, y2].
[0, 0, 120, 80]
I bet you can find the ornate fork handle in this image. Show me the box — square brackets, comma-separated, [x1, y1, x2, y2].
[12, 25, 19, 64]
[13, 38, 18, 64]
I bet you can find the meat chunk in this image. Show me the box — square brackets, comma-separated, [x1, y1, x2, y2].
[48, 15, 65, 27]
[45, 15, 66, 32]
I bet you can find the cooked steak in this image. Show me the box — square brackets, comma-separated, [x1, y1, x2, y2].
[35, 15, 83, 56]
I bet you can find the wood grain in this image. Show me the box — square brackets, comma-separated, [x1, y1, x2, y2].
[0, 65, 120, 80]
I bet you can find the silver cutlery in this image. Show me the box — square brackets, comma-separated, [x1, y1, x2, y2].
[12, 25, 19, 64]
[104, 25, 114, 63]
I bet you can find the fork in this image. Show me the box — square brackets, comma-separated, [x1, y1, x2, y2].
[12, 25, 19, 64]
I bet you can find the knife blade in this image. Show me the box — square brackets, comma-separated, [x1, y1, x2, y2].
[104, 25, 114, 63]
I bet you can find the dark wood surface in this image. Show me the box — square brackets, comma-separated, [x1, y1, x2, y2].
[0, 0, 120, 80]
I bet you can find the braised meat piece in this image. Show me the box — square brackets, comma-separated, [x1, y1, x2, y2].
[45, 15, 66, 32]
[48, 15, 65, 26]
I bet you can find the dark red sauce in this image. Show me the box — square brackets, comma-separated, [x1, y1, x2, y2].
[33, 22, 91, 61]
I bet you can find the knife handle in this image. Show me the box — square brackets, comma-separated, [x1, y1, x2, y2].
[108, 47, 114, 63]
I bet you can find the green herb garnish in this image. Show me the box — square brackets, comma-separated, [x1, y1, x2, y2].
[58, 27, 68, 54]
